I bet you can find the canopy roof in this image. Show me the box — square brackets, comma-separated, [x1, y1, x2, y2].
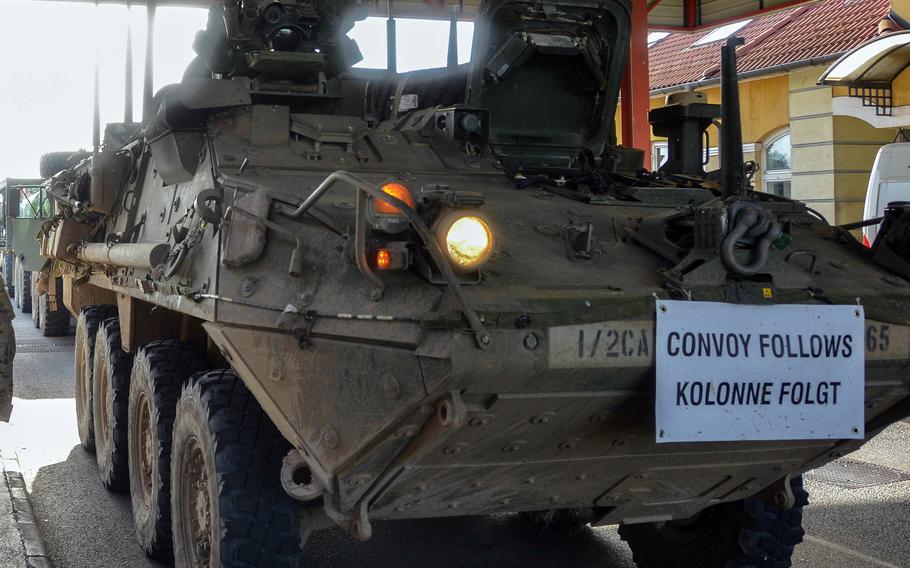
[650, 0, 893, 91]
[39, 0, 821, 29]
[819, 30, 910, 87]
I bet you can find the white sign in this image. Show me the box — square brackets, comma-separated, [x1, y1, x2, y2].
[655, 300, 865, 443]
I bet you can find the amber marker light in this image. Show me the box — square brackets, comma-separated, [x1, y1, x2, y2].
[376, 249, 392, 270]
[374, 182, 415, 215]
[436, 213, 494, 272]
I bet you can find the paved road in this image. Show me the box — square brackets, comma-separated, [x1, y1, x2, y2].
[0, 305, 907, 568]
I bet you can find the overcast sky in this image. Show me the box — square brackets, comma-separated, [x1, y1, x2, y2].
[0, 1, 472, 180]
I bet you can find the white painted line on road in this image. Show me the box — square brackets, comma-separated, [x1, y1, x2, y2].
[804, 535, 902, 568]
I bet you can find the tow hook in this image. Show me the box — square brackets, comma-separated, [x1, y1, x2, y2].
[757, 473, 796, 509]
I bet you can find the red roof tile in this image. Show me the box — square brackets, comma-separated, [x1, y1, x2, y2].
[649, 0, 894, 90]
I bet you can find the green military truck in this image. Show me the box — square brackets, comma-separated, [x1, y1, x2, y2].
[0, 177, 70, 335]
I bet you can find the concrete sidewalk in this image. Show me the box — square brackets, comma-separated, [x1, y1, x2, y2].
[1, 449, 52, 568]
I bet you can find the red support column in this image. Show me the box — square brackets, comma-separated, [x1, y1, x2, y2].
[684, 0, 697, 28]
[620, 0, 652, 170]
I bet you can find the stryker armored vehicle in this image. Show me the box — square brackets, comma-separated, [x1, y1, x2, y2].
[35, 0, 910, 567]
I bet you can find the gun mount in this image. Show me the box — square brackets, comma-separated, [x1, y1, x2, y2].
[192, 0, 368, 81]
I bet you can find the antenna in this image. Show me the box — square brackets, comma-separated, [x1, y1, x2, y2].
[143, 0, 157, 121]
[125, 0, 133, 124]
[93, 0, 101, 154]
[386, 0, 396, 73]
[447, 2, 462, 69]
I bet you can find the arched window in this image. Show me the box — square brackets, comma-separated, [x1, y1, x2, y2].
[763, 131, 791, 197]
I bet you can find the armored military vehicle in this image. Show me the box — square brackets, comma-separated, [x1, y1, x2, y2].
[0, 176, 73, 334]
[0, 179, 43, 307]
[35, 0, 910, 567]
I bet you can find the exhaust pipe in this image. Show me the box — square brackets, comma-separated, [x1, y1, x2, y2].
[720, 35, 746, 198]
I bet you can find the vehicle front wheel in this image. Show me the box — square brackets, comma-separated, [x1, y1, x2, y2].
[618, 476, 808, 568]
[74, 305, 117, 451]
[171, 370, 301, 568]
[30, 273, 38, 326]
[39, 290, 70, 337]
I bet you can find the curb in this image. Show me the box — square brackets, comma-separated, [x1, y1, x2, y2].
[2, 460, 53, 568]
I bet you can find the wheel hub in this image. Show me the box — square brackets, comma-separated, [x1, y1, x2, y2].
[136, 393, 154, 511]
[181, 436, 212, 567]
[75, 330, 87, 420]
[96, 358, 110, 453]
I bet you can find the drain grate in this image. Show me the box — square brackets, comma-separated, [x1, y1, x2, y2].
[16, 341, 74, 353]
[808, 458, 910, 489]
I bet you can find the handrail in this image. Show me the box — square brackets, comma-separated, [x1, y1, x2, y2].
[274, 170, 491, 348]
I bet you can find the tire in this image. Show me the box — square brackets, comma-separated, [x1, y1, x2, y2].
[30, 273, 39, 327]
[618, 476, 808, 568]
[39, 285, 71, 337]
[171, 370, 300, 568]
[128, 340, 208, 561]
[74, 305, 118, 452]
[19, 270, 31, 314]
[93, 318, 134, 492]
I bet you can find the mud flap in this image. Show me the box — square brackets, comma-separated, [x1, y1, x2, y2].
[0, 274, 14, 421]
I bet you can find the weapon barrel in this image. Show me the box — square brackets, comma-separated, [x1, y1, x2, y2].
[78, 243, 169, 270]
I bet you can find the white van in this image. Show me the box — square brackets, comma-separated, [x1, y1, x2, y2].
[863, 142, 910, 246]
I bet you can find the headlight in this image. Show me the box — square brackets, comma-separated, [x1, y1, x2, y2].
[436, 213, 494, 271]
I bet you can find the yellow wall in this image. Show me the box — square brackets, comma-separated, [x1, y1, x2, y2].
[833, 115, 901, 223]
[788, 66, 838, 221]
[642, 74, 790, 146]
[893, 0, 910, 24]
[894, 67, 910, 107]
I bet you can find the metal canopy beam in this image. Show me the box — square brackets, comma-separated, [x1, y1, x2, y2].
[621, 0, 652, 169]
[25, 0, 820, 30]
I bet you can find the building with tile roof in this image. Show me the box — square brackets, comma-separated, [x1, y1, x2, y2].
[638, 0, 909, 224]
